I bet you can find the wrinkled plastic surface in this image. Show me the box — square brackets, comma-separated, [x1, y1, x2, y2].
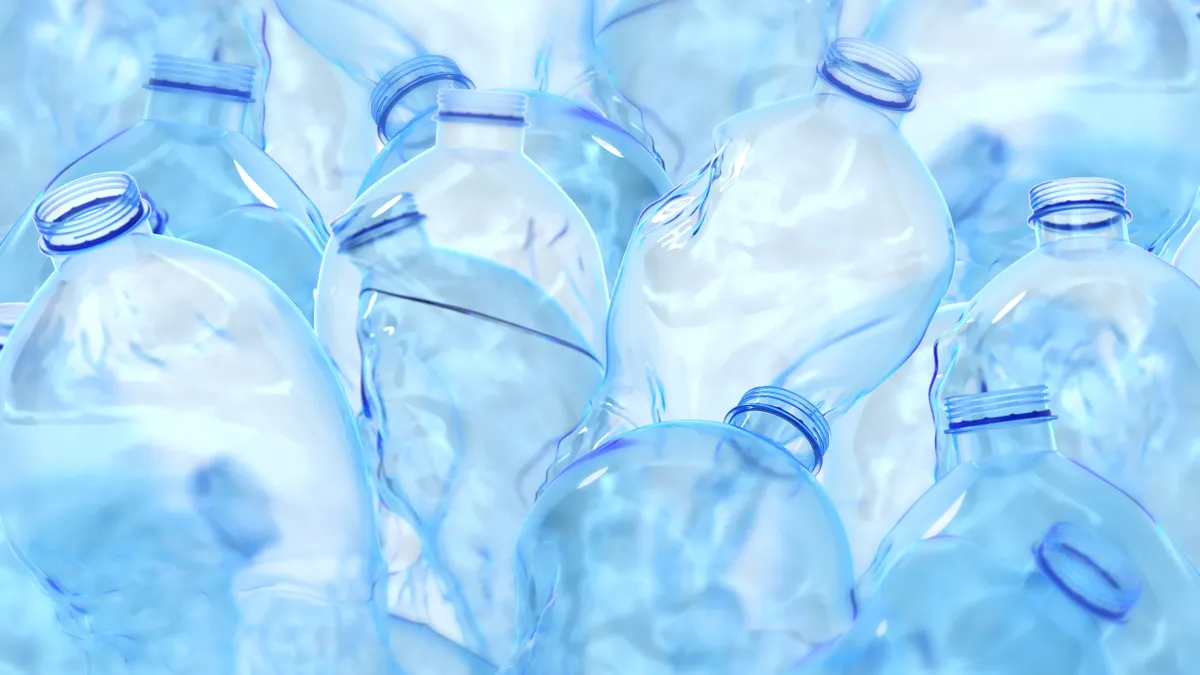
[821, 302, 965, 574]
[550, 64, 955, 480]
[932, 237, 1200, 567]
[594, 0, 840, 178]
[865, 0, 1200, 302]
[0, 86, 328, 322]
[361, 89, 672, 286]
[503, 420, 855, 674]
[348, 216, 604, 672]
[0, 230, 392, 671]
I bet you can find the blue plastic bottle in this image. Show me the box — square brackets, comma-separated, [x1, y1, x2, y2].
[797, 522, 1141, 674]
[0, 173, 394, 673]
[548, 39, 955, 484]
[931, 177, 1200, 568]
[857, 386, 1200, 672]
[317, 89, 609, 410]
[337, 193, 604, 673]
[359, 55, 672, 285]
[820, 302, 966, 574]
[864, 0, 1200, 302]
[502, 387, 855, 674]
[594, 0, 839, 178]
[0, 55, 327, 322]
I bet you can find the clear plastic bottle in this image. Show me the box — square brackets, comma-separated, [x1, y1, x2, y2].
[337, 192, 604, 672]
[858, 387, 1200, 672]
[0, 172, 393, 673]
[864, 0, 1200, 302]
[358, 55, 673, 286]
[594, 0, 840, 178]
[503, 387, 856, 675]
[548, 39, 955, 484]
[931, 177, 1200, 567]
[797, 522, 1141, 674]
[0, 55, 327, 322]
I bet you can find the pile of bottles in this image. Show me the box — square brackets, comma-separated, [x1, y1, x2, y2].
[1, 0, 1199, 673]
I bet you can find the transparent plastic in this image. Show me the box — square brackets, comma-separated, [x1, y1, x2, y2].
[796, 524, 1139, 674]
[864, 0, 1200, 302]
[594, 0, 840, 178]
[547, 39, 955, 484]
[932, 178, 1200, 567]
[0, 55, 327, 323]
[358, 55, 673, 286]
[0, 173, 393, 672]
[502, 387, 855, 674]
[339, 193, 604, 672]
[857, 387, 1200, 672]
[820, 302, 966, 574]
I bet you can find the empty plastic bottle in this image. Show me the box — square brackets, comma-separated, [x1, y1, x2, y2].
[502, 387, 856, 675]
[796, 523, 1141, 674]
[864, 0, 1200, 302]
[359, 55, 672, 285]
[318, 89, 608, 410]
[932, 177, 1200, 568]
[547, 39, 955, 483]
[857, 386, 1200, 672]
[820, 302, 966, 575]
[0, 55, 327, 322]
[336, 192, 604, 673]
[0, 173, 393, 673]
[594, 0, 840, 178]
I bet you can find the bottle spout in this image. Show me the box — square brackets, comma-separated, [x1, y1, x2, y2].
[34, 172, 156, 259]
[724, 387, 829, 473]
[1027, 177, 1132, 245]
[370, 56, 474, 142]
[1035, 521, 1142, 621]
[816, 38, 921, 115]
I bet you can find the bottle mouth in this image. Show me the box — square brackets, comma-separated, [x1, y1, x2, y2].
[436, 90, 528, 127]
[34, 172, 153, 254]
[1036, 521, 1142, 621]
[370, 56, 474, 141]
[944, 386, 1056, 434]
[1027, 177, 1132, 232]
[334, 192, 426, 253]
[817, 38, 922, 111]
[146, 54, 255, 102]
[724, 386, 829, 472]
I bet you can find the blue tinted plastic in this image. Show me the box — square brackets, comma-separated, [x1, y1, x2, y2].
[317, 89, 609, 411]
[594, 0, 839, 178]
[547, 39, 955, 484]
[502, 387, 855, 674]
[358, 55, 673, 286]
[796, 526, 1137, 674]
[821, 302, 966, 574]
[932, 178, 1200, 567]
[0, 55, 327, 322]
[864, 0, 1200, 302]
[336, 192, 604, 672]
[0, 173, 393, 671]
[858, 387, 1200, 672]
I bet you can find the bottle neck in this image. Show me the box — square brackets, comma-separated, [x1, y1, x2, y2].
[811, 80, 909, 125]
[144, 88, 248, 132]
[950, 418, 1056, 466]
[1032, 209, 1131, 246]
[724, 387, 829, 473]
[435, 119, 526, 152]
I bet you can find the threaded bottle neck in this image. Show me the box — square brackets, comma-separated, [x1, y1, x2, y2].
[34, 172, 154, 255]
[943, 386, 1058, 466]
[370, 56, 474, 142]
[1035, 521, 1142, 621]
[145, 54, 255, 102]
[1028, 177, 1132, 245]
[724, 386, 829, 473]
[817, 38, 921, 114]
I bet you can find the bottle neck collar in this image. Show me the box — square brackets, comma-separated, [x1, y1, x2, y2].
[144, 88, 248, 132]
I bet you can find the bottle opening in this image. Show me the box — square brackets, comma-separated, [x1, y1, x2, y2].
[436, 90, 528, 127]
[333, 192, 426, 253]
[817, 38, 922, 111]
[34, 172, 152, 254]
[146, 54, 255, 102]
[944, 386, 1056, 434]
[371, 56, 474, 141]
[1027, 177, 1132, 232]
[724, 386, 829, 472]
[1035, 521, 1142, 621]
